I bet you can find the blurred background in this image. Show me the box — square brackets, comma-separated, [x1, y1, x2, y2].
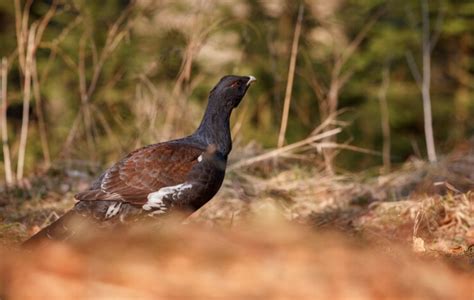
[0, 0, 473, 180]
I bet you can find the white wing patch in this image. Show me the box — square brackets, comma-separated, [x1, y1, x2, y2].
[197, 154, 203, 162]
[100, 169, 113, 190]
[105, 201, 122, 219]
[143, 183, 193, 211]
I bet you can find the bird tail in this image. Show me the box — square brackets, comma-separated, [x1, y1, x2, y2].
[22, 209, 88, 248]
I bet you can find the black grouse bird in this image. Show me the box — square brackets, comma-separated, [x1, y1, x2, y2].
[24, 75, 256, 246]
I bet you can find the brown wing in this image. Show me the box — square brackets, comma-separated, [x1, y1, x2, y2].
[75, 143, 204, 205]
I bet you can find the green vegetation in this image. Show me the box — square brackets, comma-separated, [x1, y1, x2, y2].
[0, 0, 473, 178]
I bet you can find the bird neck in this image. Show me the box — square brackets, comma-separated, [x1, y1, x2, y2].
[194, 99, 232, 156]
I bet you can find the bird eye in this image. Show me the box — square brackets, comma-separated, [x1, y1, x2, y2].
[230, 81, 241, 88]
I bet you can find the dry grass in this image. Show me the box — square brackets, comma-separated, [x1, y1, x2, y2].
[0, 146, 473, 299]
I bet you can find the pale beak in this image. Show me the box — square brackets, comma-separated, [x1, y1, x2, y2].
[246, 75, 256, 86]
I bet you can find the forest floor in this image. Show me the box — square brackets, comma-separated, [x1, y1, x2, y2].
[0, 144, 473, 299]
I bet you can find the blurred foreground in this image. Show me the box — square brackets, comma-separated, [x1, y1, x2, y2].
[1, 220, 473, 300]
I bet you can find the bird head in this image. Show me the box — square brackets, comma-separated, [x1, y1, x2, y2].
[209, 75, 256, 110]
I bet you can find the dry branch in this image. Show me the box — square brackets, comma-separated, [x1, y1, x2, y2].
[317, 8, 384, 173]
[32, 58, 51, 168]
[1, 58, 14, 185]
[162, 18, 224, 139]
[16, 24, 36, 181]
[378, 66, 391, 173]
[61, 5, 133, 156]
[405, 0, 438, 163]
[229, 128, 341, 171]
[277, 4, 304, 148]
[14, 0, 33, 73]
[421, 0, 437, 163]
[34, 0, 57, 49]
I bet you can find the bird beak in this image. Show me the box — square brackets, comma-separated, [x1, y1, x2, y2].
[246, 75, 256, 86]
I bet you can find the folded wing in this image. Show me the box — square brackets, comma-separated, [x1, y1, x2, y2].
[75, 143, 204, 205]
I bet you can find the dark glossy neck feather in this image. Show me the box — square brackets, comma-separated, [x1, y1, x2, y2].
[193, 94, 233, 156]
